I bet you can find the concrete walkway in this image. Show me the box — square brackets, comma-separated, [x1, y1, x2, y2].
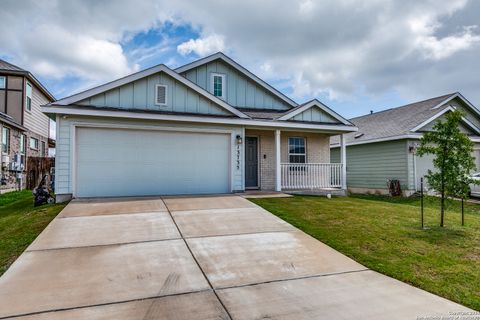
[0, 195, 474, 319]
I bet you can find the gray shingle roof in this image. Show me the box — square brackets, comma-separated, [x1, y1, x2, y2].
[237, 108, 288, 120]
[331, 93, 459, 145]
[0, 59, 55, 101]
[0, 59, 26, 72]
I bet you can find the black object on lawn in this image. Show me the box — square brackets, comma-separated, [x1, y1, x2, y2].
[33, 174, 55, 207]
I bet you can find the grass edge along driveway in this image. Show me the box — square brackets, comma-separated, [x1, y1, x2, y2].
[0, 190, 67, 275]
[250, 195, 480, 311]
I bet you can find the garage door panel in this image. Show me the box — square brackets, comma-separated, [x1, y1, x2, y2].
[76, 128, 230, 197]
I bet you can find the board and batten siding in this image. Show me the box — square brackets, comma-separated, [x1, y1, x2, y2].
[77, 71, 232, 116]
[54, 115, 244, 196]
[291, 107, 339, 123]
[180, 59, 291, 110]
[331, 140, 410, 190]
[23, 83, 50, 138]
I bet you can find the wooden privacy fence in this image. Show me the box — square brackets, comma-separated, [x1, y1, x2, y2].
[26, 157, 54, 190]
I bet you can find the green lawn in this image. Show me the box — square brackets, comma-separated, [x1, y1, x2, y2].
[250, 195, 480, 311]
[0, 190, 67, 275]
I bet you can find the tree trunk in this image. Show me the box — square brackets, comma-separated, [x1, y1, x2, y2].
[440, 146, 446, 227]
[440, 190, 445, 227]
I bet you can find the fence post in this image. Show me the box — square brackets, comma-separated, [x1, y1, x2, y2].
[420, 177, 424, 229]
[461, 198, 464, 226]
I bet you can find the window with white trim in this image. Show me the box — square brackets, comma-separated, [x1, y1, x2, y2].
[155, 84, 167, 106]
[288, 137, 306, 163]
[211, 73, 226, 100]
[20, 134, 26, 154]
[26, 82, 32, 111]
[2, 127, 10, 153]
[0, 76, 5, 89]
[29, 137, 38, 150]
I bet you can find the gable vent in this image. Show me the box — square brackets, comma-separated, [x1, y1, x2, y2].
[155, 85, 167, 105]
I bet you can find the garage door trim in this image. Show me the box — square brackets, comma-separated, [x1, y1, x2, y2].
[71, 122, 235, 197]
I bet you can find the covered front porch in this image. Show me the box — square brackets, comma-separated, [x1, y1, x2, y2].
[244, 128, 347, 193]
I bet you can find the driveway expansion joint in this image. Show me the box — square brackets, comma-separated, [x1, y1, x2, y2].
[0, 289, 215, 320]
[25, 237, 183, 252]
[161, 198, 234, 320]
[214, 268, 371, 291]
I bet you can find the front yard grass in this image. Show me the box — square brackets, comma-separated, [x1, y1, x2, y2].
[250, 195, 480, 311]
[0, 190, 67, 275]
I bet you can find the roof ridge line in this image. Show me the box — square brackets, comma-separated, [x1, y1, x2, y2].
[350, 92, 457, 120]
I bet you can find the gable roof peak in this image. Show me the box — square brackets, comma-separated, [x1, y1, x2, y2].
[175, 52, 298, 108]
[277, 98, 353, 125]
[51, 63, 249, 119]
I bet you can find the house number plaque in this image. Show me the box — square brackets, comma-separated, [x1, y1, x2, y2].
[236, 144, 241, 170]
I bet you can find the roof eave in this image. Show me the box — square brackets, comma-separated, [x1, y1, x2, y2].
[42, 105, 358, 134]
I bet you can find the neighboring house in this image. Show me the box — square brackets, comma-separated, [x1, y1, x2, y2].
[331, 93, 480, 196]
[0, 60, 55, 192]
[42, 52, 356, 201]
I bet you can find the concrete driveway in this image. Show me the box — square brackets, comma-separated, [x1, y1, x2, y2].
[0, 195, 473, 319]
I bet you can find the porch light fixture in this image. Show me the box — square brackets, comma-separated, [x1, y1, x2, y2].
[236, 135, 243, 144]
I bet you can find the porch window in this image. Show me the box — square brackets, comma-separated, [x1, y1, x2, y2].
[0, 76, 5, 89]
[288, 137, 306, 163]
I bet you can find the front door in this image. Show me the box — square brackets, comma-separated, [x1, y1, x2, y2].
[245, 137, 258, 188]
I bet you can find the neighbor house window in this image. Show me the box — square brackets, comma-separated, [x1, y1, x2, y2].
[0, 76, 5, 89]
[26, 82, 32, 111]
[20, 134, 26, 154]
[2, 127, 10, 153]
[29, 137, 38, 150]
[288, 137, 306, 163]
[211, 73, 226, 100]
[41, 141, 46, 157]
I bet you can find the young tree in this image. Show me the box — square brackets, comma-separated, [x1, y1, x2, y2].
[417, 110, 476, 227]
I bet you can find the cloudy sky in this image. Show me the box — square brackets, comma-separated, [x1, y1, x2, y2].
[1, 0, 479, 118]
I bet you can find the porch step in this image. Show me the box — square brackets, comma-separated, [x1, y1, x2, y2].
[285, 189, 347, 197]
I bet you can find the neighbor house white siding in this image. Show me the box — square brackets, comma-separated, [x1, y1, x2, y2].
[24, 84, 50, 138]
[55, 115, 244, 197]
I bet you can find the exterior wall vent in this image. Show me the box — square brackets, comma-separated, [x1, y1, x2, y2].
[155, 85, 167, 106]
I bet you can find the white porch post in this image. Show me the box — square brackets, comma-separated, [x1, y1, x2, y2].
[275, 129, 281, 191]
[340, 134, 347, 190]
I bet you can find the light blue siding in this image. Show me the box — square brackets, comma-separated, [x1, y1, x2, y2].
[292, 107, 339, 123]
[180, 59, 291, 110]
[77, 71, 232, 116]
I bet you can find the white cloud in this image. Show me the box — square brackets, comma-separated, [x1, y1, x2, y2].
[417, 26, 480, 60]
[1, 0, 480, 107]
[177, 34, 225, 56]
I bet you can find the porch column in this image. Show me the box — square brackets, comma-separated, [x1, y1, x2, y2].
[275, 129, 281, 191]
[340, 134, 347, 189]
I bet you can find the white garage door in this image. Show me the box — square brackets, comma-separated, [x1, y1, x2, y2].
[75, 127, 231, 197]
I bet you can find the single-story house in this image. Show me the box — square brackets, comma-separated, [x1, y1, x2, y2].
[330, 92, 480, 196]
[42, 52, 357, 201]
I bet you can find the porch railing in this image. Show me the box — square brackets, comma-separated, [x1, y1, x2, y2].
[281, 163, 343, 189]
